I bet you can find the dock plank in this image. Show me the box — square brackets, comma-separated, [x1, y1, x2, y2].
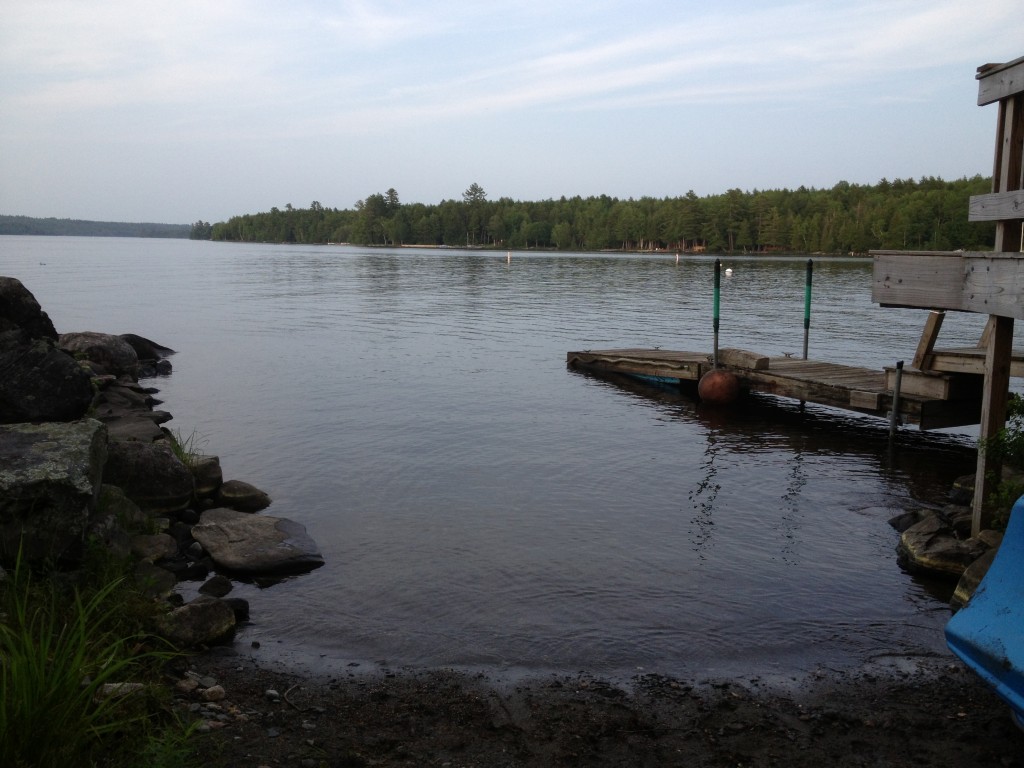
[567, 348, 985, 429]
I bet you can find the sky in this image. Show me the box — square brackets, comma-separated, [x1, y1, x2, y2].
[0, 0, 1020, 225]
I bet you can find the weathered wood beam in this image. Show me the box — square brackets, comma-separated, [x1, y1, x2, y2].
[927, 347, 1024, 378]
[973, 315, 1015, 536]
[963, 253, 1024, 317]
[872, 251, 1024, 318]
[969, 190, 1024, 221]
[912, 310, 945, 369]
[977, 55, 1024, 106]
[871, 250, 965, 310]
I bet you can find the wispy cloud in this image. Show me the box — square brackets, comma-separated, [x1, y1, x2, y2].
[0, 0, 1018, 219]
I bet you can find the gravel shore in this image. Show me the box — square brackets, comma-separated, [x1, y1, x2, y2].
[182, 647, 1022, 767]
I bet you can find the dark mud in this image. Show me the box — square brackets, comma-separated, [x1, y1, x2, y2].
[183, 648, 1022, 767]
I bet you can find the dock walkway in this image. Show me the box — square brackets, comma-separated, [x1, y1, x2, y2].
[567, 347, 987, 430]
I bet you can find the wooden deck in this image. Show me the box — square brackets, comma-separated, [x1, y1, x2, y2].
[567, 347, 985, 430]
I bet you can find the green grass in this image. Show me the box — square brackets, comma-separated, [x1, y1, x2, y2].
[167, 427, 207, 473]
[0, 553, 192, 767]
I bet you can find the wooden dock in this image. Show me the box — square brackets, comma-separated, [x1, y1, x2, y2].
[567, 347, 987, 430]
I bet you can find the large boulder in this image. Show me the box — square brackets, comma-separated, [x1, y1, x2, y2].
[59, 331, 139, 378]
[0, 277, 95, 424]
[0, 419, 107, 566]
[192, 508, 324, 575]
[0, 335, 95, 423]
[103, 440, 194, 514]
[0, 276, 58, 340]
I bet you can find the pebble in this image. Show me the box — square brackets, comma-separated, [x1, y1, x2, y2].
[202, 685, 226, 702]
[266, 727, 280, 738]
[265, 688, 281, 700]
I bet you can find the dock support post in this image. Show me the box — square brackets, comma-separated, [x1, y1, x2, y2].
[973, 315, 1014, 536]
[889, 360, 904, 439]
[713, 258, 721, 367]
[802, 259, 813, 360]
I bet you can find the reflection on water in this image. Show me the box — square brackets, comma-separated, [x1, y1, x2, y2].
[0, 237, 997, 679]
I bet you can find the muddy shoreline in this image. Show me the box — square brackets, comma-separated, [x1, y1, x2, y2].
[183, 645, 1022, 767]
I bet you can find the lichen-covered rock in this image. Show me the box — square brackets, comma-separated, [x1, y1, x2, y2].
[0, 419, 107, 565]
[103, 440, 194, 514]
[192, 507, 323, 575]
[59, 331, 140, 378]
[897, 514, 989, 578]
[951, 548, 998, 609]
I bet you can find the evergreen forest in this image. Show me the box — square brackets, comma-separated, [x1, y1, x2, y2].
[0, 215, 191, 238]
[207, 176, 996, 254]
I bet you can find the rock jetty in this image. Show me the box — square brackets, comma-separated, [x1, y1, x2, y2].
[0, 275, 323, 648]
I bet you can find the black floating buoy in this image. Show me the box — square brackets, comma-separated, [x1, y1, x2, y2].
[697, 368, 740, 405]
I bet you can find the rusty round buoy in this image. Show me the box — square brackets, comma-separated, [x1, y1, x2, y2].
[697, 368, 740, 405]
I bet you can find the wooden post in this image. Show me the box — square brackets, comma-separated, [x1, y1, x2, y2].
[969, 59, 1024, 531]
[912, 310, 945, 370]
[973, 315, 1014, 535]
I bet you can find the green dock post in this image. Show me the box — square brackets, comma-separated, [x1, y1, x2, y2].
[802, 258, 813, 360]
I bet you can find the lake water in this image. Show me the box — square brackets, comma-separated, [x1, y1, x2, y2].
[1, 236, 1008, 681]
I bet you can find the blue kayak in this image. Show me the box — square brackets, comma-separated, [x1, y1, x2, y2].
[946, 496, 1024, 727]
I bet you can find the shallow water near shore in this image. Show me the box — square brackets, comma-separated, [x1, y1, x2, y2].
[4, 236, 1015, 681]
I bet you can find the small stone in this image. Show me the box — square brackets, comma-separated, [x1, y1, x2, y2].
[266, 727, 280, 738]
[202, 685, 226, 701]
[174, 677, 199, 694]
[265, 689, 280, 700]
[198, 574, 233, 598]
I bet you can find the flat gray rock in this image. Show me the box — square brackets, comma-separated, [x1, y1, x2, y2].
[192, 508, 323, 575]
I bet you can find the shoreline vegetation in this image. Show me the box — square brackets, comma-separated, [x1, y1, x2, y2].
[0, 215, 190, 239]
[2, 174, 998, 256]
[207, 176, 996, 254]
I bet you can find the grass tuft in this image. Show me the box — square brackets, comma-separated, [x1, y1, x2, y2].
[0, 552, 187, 767]
[167, 427, 208, 473]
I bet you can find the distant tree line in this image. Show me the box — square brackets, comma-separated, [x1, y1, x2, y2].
[0, 215, 191, 238]
[208, 176, 996, 254]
